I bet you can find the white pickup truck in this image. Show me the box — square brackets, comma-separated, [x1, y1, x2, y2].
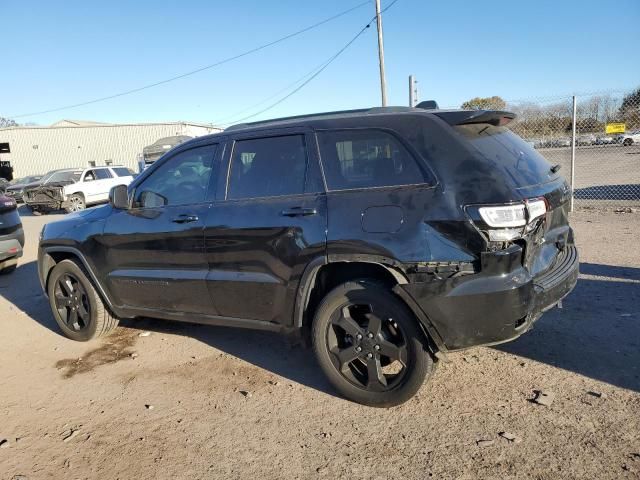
[63, 166, 135, 212]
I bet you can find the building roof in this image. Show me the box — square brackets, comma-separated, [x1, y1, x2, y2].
[0, 120, 221, 131]
[50, 119, 111, 127]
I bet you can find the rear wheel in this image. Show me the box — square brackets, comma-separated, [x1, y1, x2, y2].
[66, 194, 86, 213]
[623, 138, 633, 146]
[312, 281, 434, 407]
[47, 259, 119, 341]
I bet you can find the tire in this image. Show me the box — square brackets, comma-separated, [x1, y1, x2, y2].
[47, 259, 119, 341]
[66, 193, 86, 213]
[312, 280, 434, 407]
[623, 138, 633, 146]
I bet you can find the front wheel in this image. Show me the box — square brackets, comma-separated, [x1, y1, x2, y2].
[623, 138, 633, 146]
[47, 259, 119, 341]
[66, 194, 86, 213]
[312, 281, 434, 407]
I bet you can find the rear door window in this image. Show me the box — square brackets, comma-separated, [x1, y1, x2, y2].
[453, 124, 558, 187]
[94, 168, 113, 180]
[227, 135, 307, 199]
[317, 129, 427, 190]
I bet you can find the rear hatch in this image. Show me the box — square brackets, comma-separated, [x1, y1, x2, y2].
[440, 112, 573, 276]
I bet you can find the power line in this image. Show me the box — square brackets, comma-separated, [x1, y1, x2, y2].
[222, 23, 374, 125]
[213, 64, 326, 125]
[8, 1, 370, 119]
[216, 0, 403, 125]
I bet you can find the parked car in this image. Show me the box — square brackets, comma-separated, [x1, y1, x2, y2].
[552, 137, 572, 148]
[595, 135, 615, 145]
[576, 134, 596, 146]
[0, 194, 24, 274]
[141, 135, 192, 168]
[63, 166, 135, 212]
[24, 166, 135, 213]
[5, 175, 43, 202]
[23, 168, 83, 213]
[38, 105, 578, 407]
[619, 130, 640, 146]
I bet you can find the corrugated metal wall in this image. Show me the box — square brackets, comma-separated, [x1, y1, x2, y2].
[0, 123, 222, 177]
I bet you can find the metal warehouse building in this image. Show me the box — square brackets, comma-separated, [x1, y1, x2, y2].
[0, 120, 222, 178]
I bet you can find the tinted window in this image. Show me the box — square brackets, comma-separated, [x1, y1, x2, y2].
[134, 145, 216, 208]
[318, 130, 426, 190]
[453, 124, 557, 188]
[94, 168, 112, 179]
[228, 135, 307, 199]
[112, 167, 135, 177]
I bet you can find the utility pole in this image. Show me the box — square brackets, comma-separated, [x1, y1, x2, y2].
[408, 75, 418, 107]
[374, 0, 387, 106]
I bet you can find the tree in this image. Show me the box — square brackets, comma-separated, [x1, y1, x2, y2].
[617, 87, 640, 129]
[0, 117, 18, 128]
[461, 96, 506, 110]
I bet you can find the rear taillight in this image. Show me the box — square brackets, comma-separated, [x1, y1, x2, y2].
[479, 204, 526, 227]
[469, 198, 548, 244]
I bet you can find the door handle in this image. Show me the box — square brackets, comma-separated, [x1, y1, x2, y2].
[172, 214, 199, 224]
[281, 207, 317, 217]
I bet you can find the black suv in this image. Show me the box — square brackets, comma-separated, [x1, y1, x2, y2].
[38, 106, 578, 407]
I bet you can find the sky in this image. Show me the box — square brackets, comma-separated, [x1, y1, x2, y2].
[1, 0, 639, 126]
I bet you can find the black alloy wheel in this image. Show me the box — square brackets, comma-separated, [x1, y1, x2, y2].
[312, 281, 434, 407]
[47, 259, 119, 341]
[53, 272, 91, 332]
[327, 303, 409, 392]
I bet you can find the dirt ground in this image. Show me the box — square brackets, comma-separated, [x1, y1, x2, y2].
[1, 207, 639, 480]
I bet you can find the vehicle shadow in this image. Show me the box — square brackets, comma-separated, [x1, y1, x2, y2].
[122, 317, 335, 395]
[495, 264, 640, 393]
[17, 204, 36, 217]
[6, 261, 639, 395]
[2, 261, 334, 396]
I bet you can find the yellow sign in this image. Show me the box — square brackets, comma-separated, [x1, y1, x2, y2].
[605, 123, 625, 134]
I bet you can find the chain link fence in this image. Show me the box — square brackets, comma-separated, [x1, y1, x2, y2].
[459, 89, 640, 210]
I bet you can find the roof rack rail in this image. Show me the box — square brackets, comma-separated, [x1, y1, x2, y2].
[225, 108, 370, 132]
[224, 105, 431, 132]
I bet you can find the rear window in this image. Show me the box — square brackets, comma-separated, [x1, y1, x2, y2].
[453, 124, 558, 187]
[317, 129, 427, 190]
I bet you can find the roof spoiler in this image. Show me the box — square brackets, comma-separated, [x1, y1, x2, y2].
[415, 100, 439, 110]
[435, 110, 516, 126]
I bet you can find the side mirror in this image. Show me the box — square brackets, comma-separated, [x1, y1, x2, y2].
[109, 184, 129, 210]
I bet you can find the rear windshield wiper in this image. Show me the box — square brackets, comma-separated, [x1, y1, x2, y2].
[550, 164, 561, 173]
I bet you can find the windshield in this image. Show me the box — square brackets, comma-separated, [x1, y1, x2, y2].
[44, 170, 82, 184]
[454, 124, 559, 188]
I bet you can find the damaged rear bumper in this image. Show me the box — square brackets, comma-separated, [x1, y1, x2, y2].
[397, 244, 579, 351]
